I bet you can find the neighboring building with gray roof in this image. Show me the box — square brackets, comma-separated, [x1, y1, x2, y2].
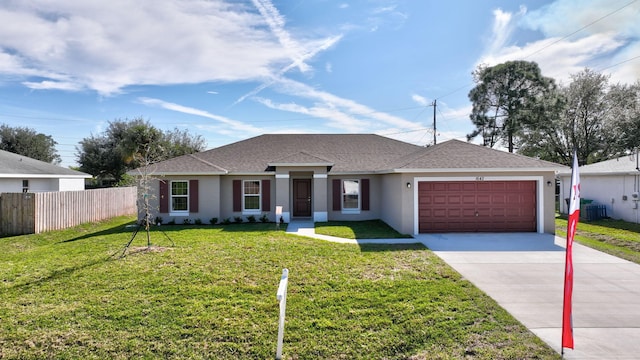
[558, 154, 640, 223]
[133, 134, 566, 235]
[0, 149, 91, 192]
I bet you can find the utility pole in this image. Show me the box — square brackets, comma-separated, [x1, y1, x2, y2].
[432, 99, 437, 145]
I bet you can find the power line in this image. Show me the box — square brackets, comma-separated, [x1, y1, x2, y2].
[433, 0, 639, 102]
[522, 0, 638, 61]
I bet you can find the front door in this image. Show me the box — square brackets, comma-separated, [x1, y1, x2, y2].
[293, 179, 312, 217]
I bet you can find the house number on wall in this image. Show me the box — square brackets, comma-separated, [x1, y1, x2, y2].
[476, 176, 484, 181]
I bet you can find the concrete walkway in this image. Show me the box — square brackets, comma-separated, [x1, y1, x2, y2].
[286, 222, 640, 359]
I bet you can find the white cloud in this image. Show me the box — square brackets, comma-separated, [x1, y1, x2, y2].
[271, 77, 423, 130]
[486, 9, 515, 55]
[478, 1, 638, 85]
[0, 1, 323, 95]
[234, 34, 343, 104]
[138, 97, 263, 135]
[251, 0, 311, 73]
[411, 94, 430, 106]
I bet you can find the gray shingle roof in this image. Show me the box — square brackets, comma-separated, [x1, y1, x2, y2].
[141, 135, 566, 175]
[571, 154, 640, 175]
[148, 134, 422, 174]
[0, 149, 90, 177]
[391, 139, 567, 171]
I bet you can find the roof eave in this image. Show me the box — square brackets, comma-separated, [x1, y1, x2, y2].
[268, 162, 334, 167]
[1, 173, 92, 179]
[387, 167, 566, 174]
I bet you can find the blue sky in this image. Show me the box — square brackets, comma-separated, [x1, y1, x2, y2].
[1, 0, 639, 167]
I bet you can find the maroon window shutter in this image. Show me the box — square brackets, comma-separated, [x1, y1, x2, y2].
[261, 179, 271, 211]
[332, 179, 341, 211]
[361, 178, 370, 211]
[189, 180, 199, 213]
[233, 180, 242, 212]
[159, 180, 168, 213]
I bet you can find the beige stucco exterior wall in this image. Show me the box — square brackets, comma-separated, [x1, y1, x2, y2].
[145, 169, 558, 235]
[327, 175, 382, 221]
[148, 175, 221, 224]
[220, 175, 275, 222]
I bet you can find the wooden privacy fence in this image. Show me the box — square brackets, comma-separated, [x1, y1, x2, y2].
[0, 187, 137, 236]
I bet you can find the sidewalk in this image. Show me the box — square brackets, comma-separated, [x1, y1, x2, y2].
[286, 222, 640, 359]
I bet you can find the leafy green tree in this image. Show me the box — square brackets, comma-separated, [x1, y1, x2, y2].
[604, 81, 640, 157]
[76, 118, 206, 184]
[0, 124, 61, 164]
[517, 69, 634, 166]
[467, 61, 556, 153]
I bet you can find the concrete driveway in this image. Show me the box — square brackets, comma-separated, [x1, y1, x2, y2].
[419, 233, 640, 359]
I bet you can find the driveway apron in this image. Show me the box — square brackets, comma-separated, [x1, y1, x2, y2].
[420, 233, 640, 359]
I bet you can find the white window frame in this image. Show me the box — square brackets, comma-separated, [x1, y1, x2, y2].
[341, 179, 360, 214]
[243, 180, 262, 215]
[170, 180, 189, 216]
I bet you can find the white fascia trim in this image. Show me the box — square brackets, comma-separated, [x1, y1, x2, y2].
[313, 174, 328, 179]
[268, 162, 334, 167]
[390, 167, 564, 174]
[412, 175, 545, 235]
[2, 174, 91, 179]
[275, 174, 290, 179]
[143, 171, 227, 176]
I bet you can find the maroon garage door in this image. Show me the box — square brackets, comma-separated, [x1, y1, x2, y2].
[418, 181, 537, 233]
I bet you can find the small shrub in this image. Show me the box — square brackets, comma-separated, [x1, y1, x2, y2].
[194, 218, 202, 225]
[154, 216, 164, 225]
[167, 218, 176, 225]
[259, 213, 269, 223]
[222, 218, 232, 225]
[182, 218, 192, 225]
[233, 216, 244, 223]
[247, 215, 256, 223]
[209, 217, 218, 225]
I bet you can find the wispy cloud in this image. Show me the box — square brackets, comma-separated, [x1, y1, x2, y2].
[233, 34, 343, 104]
[478, 1, 639, 84]
[138, 97, 263, 135]
[0, 1, 304, 95]
[253, 77, 424, 133]
[411, 94, 430, 106]
[251, 0, 311, 73]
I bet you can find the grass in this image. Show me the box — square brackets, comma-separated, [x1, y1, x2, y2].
[0, 216, 559, 359]
[314, 220, 413, 239]
[556, 216, 640, 264]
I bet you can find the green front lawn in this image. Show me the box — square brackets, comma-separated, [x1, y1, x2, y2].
[314, 220, 413, 239]
[1, 217, 558, 359]
[556, 216, 640, 264]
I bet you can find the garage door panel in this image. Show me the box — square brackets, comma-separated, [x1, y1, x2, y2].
[447, 195, 461, 204]
[462, 195, 476, 204]
[418, 180, 537, 233]
[477, 194, 491, 204]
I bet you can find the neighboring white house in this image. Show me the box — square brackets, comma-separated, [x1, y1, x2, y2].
[558, 154, 640, 223]
[0, 149, 91, 192]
